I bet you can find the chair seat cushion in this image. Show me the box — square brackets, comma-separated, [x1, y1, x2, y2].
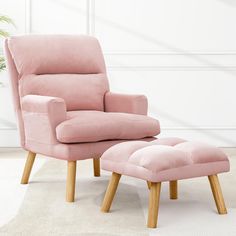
[101, 138, 230, 182]
[56, 111, 160, 143]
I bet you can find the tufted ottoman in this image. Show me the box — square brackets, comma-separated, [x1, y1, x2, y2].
[100, 137, 230, 228]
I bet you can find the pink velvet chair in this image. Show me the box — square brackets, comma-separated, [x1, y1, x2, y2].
[5, 35, 160, 202]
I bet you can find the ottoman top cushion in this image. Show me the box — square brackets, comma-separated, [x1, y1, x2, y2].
[101, 137, 229, 182]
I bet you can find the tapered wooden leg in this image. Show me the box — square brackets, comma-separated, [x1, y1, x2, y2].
[101, 172, 121, 212]
[21, 151, 36, 184]
[66, 161, 77, 202]
[169, 180, 178, 199]
[147, 182, 161, 228]
[208, 175, 227, 214]
[93, 158, 100, 177]
[147, 181, 151, 190]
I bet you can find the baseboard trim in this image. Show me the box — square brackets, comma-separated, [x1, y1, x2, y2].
[0, 130, 20, 147]
[159, 129, 236, 147]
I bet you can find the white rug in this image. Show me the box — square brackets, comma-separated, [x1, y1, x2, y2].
[0, 159, 149, 236]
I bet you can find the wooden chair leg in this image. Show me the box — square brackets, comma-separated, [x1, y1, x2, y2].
[21, 151, 36, 184]
[208, 175, 227, 214]
[101, 172, 121, 212]
[147, 181, 151, 190]
[169, 180, 178, 199]
[93, 158, 100, 177]
[66, 161, 77, 202]
[147, 182, 161, 228]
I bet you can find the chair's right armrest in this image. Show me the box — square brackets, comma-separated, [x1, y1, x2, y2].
[21, 95, 67, 144]
[104, 92, 148, 115]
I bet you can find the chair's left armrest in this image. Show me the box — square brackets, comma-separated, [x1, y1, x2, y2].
[104, 92, 148, 115]
[21, 95, 67, 145]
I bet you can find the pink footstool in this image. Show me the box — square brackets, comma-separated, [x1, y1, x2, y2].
[100, 138, 230, 228]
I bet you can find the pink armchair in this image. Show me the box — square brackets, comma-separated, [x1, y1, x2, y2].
[5, 35, 160, 202]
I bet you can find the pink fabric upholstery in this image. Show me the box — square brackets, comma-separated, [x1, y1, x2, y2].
[25, 137, 155, 161]
[21, 95, 66, 145]
[151, 137, 186, 146]
[8, 35, 106, 76]
[19, 74, 109, 111]
[174, 141, 228, 164]
[105, 92, 148, 115]
[101, 138, 230, 182]
[56, 111, 160, 143]
[20, 94, 136, 160]
[5, 35, 160, 161]
[128, 146, 190, 173]
[4, 40, 25, 146]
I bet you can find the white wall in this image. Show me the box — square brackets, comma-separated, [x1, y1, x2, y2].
[0, 0, 236, 147]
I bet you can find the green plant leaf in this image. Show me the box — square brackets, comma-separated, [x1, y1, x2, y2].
[0, 63, 6, 72]
[0, 14, 15, 72]
[0, 15, 15, 26]
[0, 29, 9, 37]
[0, 14, 15, 38]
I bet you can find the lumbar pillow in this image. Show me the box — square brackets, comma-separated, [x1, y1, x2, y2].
[19, 73, 109, 111]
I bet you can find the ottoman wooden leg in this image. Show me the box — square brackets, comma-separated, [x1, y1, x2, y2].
[101, 172, 121, 212]
[208, 175, 227, 214]
[147, 182, 161, 228]
[169, 180, 178, 199]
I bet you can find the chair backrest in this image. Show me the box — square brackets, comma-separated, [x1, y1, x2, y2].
[5, 35, 109, 146]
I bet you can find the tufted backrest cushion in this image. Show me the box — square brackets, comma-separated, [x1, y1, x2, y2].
[7, 35, 109, 111]
[19, 74, 109, 111]
[8, 35, 106, 76]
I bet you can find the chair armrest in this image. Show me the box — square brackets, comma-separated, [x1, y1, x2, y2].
[21, 95, 67, 144]
[104, 92, 148, 115]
